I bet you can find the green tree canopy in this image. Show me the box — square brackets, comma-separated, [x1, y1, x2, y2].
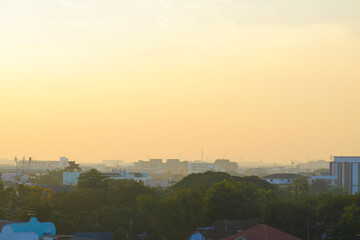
[78, 169, 108, 189]
[205, 180, 266, 222]
[174, 171, 273, 191]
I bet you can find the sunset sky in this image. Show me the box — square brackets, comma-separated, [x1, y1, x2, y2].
[1, 0, 360, 163]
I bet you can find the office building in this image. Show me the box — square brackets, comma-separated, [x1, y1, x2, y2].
[312, 156, 359, 194]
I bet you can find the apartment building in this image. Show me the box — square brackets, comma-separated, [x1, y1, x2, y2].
[312, 156, 360, 194]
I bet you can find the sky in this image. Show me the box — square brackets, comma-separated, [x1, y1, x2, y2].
[1, 0, 360, 164]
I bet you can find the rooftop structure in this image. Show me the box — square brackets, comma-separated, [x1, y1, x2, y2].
[262, 173, 305, 185]
[0, 217, 56, 239]
[63, 170, 150, 186]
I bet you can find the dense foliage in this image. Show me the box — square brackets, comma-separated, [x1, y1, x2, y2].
[0, 170, 359, 240]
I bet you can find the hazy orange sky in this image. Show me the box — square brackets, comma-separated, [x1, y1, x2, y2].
[1, 0, 360, 164]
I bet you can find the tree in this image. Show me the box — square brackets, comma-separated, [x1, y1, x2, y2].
[204, 180, 266, 222]
[264, 199, 316, 239]
[64, 161, 82, 172]
[50, 213, 75, 235]
[174, 171, 231, 191]
[314, 192, 351, 237]
[0, 181, 7, 207]
[107, 179, 152, 208]
[35, 169, 64, 185]
[174, 171, 273, 192]
[332, 204, 360, 240]
[160, 189, 205, 240]
[317, 192, 350, 232]
[78, 169, 108, 189]
[137, 194, 164, 240]
[311, 179, 330, 194]
[292, 177, 310, 198]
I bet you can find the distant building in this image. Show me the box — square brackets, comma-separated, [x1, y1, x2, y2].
[59, 157, 69, 167]
[165, 159, 188, 174]
[262, 173, 305, 185]
[133, 158, 238, 175]
[150, 159, 163, 172]
[188, 162, 217, 174]
[63, 172, 81, 185]
[103, 160, 124, 168]
[133, 159, 163, 172]
[1, 172, 30, 185]
[166, 159, 180, 171]
[133, 160, 151, 172]
[215, 159, 238, 172]
[103, 171, 149, 185]
[312, 156, 360, 194]
[1, 172, 17, 183]
[63, 171, 149, 186]
[133, 159, 188, 174]
[24, 157, 69, 172]
[297, 160, 329, 170]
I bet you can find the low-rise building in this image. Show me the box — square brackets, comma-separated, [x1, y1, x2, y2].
[63, 171, 149, 186]
[63, 172, 81, 185]
[262, 173, 305, 185]
[1, 217, 56, 239]
[0, 225, 38, 240]
[103, 171, 150, 185]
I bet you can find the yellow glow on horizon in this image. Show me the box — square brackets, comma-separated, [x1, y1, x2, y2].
[1, 0, 360, 163]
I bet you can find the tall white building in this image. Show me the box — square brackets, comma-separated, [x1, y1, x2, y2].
[312, 156, 360, 194]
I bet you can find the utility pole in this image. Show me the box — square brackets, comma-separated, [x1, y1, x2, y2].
[306, 218, 310, 240]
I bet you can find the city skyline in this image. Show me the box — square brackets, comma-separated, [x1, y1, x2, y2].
[0, 153, 338, 165]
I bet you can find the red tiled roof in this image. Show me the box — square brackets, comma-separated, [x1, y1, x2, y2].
[221, 224, 302, 240]
[192, 219, 258, 240]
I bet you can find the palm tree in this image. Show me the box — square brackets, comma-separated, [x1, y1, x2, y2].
[64, 161, 82, 172]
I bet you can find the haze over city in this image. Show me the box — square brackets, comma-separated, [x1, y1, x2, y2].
[3, 1, 360, 240]
[1, 0, 360, 163]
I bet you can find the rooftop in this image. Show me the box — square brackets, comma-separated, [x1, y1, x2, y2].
[262, 173, 305, 180]
[221, 224, 301, 240]
[194, 219, 258, 240]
